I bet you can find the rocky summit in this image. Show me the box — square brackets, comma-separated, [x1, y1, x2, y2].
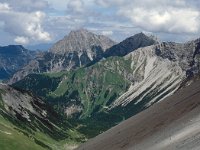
[104, 32, 158, 57]
[50, 29, 116, 55]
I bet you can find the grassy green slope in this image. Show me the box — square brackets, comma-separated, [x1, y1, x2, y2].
[13, 56, 133, 138]
[0, 87, 86, 150]
[13, 55, 177, 139]
[0, 117, 46, 150]
[14, 56, 132, 118]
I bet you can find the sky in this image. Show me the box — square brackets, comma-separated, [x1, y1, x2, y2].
[0, 0, 200, 46]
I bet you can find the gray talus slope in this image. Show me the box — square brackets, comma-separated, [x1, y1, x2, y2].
[110, 45, 184, 109]
[77, 78, 200, 150]
[0, 83, 49, 121]
[110, 38, 200, 110]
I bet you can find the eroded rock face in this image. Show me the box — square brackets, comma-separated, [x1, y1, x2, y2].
[0, 83, 48, 121]
[0, 83, 79, 143]
[110, 45, 184, 109]
[64, 104, 83, 118]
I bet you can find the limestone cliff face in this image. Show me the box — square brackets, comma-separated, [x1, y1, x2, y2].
[0, 83, 53, 122]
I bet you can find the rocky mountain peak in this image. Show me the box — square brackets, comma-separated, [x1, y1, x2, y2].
[104, 32, 158, 57]
[49, 28, 116, 54]
[68, 28, 90, 37]
[132, 32, 146, 38]
[8, 29, 116, 83]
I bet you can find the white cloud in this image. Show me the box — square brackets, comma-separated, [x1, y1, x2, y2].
[0, 2, 51, 44]
[101, 30, 113, 36]
[14, 36, 29, 45]
[46, 0, 68, 11]
[96, 0, 124, 7]
[1, 0, 49, 12]
[0, 0, 200, 45]
[67, 0, 84, 13]
[0, 3, 11, 11]
[120, 7, 200, 34]
[97, 0, 200, 34]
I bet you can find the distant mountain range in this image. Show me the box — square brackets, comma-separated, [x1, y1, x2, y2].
[9, 29, 117, 83]
[0, 29, 200, 150]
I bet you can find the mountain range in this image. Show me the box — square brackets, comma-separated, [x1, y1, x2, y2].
[12, 30, 200, 136]
[9, 29, 116, 84]
[0, 29, 200, 150]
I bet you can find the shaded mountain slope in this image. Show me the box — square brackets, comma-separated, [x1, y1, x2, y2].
[0, 45, 36, 80]
[103, 32, 158, 57]
[77, 78, 200, 150]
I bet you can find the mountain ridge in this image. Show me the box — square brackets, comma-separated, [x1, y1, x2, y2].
[9, 29, 116, 84]
[103, 32, 158, 58]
